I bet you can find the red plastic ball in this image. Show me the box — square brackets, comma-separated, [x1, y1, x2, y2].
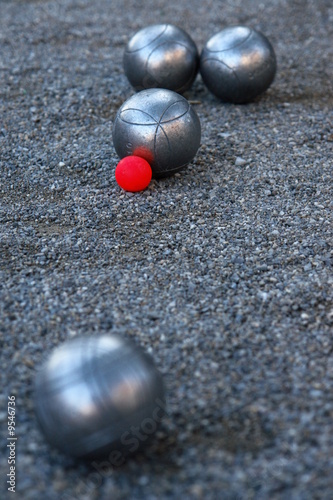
[115, 156, 152, 192]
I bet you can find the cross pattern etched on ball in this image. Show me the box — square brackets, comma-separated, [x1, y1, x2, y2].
[112, 89, 201, 178]
[34, 335, 166, 459]
[200, 26, 277, 103]
[119, 100, 191, 169]
[123, 24, 199, 93]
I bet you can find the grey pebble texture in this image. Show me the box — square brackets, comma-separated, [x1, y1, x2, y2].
[0, 0, 332, 499]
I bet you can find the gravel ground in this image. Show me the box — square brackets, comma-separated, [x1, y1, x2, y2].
[1, 0, 332, 499]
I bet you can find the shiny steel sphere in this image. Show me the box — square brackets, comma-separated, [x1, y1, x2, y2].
[123, 24, 199, 94]
[112, 88, 201, 178]
[200, 26, 277, 103]
[34, 334, 166, 460]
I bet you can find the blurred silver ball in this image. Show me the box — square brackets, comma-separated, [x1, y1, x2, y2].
[34, 334, 166, 460]
[112, 88, 201, 178]
[200, 26, 277, 103]
[123, 24, 199, 94]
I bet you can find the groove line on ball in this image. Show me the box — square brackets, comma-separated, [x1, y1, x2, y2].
[125, 24, 168, 53]
[119, 102, 190, 125]
[201, 58, 241, 84]
[207, 29, 253, 52]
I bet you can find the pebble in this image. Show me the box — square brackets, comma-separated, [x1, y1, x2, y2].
[235, 156, 247, 166]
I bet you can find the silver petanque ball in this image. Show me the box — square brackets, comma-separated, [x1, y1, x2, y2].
[123, 24, 199, 94]
[34, 334, 166, 460]
[200, 26, 277, 103]
[112, 88, 201, 178]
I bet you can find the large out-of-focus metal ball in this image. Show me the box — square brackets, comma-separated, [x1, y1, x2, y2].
[200, 26, 277, 103]
[34, 334, 166, 460]
[112, 88, 201, 178]
[123, 24, 199, 94]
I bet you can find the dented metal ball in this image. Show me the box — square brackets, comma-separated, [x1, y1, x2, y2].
[112, 88, 201, 178]
[123, 24, 199, 94]
[200, 26, 277, 103]
[34, 334, 166, 460]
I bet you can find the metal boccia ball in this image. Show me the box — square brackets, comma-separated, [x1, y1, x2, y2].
[123, 24, 199, 94]
[34, 334, 166, 460]
[200, 26, 277, 103]
[112, 88, 201, 178]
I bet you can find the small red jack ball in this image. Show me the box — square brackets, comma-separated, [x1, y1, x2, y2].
[115, 156, 152, 192]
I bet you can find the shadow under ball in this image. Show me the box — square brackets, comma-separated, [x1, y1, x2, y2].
[200, 26, 277, 103]
[123, 24, 199, 94]
[34, 334, 165, 460]
[112, 88, 201, 178]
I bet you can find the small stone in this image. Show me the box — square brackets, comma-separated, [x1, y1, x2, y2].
[138, 476, 149, 486]
[235, 156, 247, 166]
